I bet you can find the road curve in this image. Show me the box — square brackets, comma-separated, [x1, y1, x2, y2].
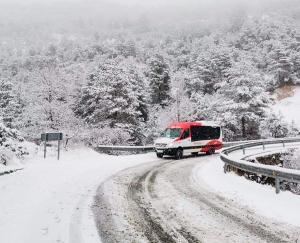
[93, 155, 300, 243]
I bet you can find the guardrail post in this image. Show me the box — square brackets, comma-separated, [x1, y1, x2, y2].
[243, 147, 245, 155]
[223, 164, 230, 174]
[282, 140, 285, 148]
[262, 142, 265, 150]
[275, 177, 280, 194]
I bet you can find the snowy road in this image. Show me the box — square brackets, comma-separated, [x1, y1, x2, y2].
[1, 148, 300, 243]
[94, 154, 300, 243]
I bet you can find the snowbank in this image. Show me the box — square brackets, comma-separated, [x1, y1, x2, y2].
[273, 87, 300, 128]
[196, 158, 300, 227]
[0, 147, 156, 243]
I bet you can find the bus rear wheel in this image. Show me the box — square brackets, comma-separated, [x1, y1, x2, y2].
[206, 147, 215, 155]
[156, 153, 163, 158]
[175, 148, 183, 160]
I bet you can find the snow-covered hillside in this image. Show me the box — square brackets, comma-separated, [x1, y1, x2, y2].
[273, 87, 300, 129]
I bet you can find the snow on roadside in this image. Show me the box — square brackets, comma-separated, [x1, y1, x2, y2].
[195, 157, 300, 227]
[0, 147, 156, 243]
[0, 164, 23, 175]
[273, 86, 300, 128]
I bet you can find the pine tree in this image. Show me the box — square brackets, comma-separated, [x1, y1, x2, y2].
[147, 55, 171, 107]
[185, 46, 232, 96]
[74, 57, 147, 144]
[0, 79, 23, 128]
[270, 47, 293, 85]
[217, 59, 270, 140]
[291, 51, 300, 82]
[116, 39, 137, 58]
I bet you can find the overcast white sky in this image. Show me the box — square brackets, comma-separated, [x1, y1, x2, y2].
[0, 0, 292, 7]
[0, 0, 298, 39]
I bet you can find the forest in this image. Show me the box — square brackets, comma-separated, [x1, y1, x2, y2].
[1, 0, 300, 163]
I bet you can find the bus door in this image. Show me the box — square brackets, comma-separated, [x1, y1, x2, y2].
[178, 128, 192, 155]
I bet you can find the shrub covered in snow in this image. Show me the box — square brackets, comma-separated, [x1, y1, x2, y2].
[232, 149, 300, 195]
[282, 149, 300, 170]
[0, 122, 28, 165]
[281, 148, 300, 194]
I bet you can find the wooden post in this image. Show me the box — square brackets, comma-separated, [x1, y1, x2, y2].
[58, 140, 61, 160]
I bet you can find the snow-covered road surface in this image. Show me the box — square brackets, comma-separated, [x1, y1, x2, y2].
[0, 148, 155, 243]
[1, 147, 300, 243]
[94, 154, 300, 243]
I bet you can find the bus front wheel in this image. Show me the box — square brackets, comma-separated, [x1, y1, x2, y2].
[156, 153, 163, 158]
[175, 148, 183, 160]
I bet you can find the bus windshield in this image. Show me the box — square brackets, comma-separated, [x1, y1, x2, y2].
[160, 128, 182, 138]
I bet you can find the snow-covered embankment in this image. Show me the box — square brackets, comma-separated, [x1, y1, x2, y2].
[0, 147, 155, 243]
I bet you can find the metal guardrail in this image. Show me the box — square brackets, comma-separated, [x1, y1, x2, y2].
[95, 139, 271, 153]
[95, 138, 300, 193]
[94, 145, 154, 153]
[220, 137, 300, 194]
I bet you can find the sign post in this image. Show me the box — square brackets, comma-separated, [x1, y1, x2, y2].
[58, 140, 61, 160]
[41, 133, 63, 160]
[44, 139, 47, 159]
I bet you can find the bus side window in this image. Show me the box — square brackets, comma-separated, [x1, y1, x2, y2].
[208, 126, 220, 139]
[191, 126, 201, 141]
[191, 126, 220, 141]
[212, 127, 221, 139]
[181, 128, 190, 139]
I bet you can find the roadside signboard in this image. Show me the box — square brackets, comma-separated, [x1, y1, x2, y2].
[41, 133, 63, 142]
[41, 133, 63, 160]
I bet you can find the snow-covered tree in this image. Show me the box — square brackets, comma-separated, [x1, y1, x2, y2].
[147, 55, 171, 107]
[74, 57, 147, 145]
[185, 45, 232, 96]
[269, 47, 293, 85]
[0, 78, 23, 128]
[0, 10, 299, 145]
[281, 148, 300, 194]
[260, 112, 289, 138]
[0, 122, 28, 165]
[20, 66, 78, 138]
[218, 60, 269, 139]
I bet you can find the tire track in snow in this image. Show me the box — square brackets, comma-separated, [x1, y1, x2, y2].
[145, 166, 202, 243]
[164, 156, 299, 242]
[93, 155, 300, 243]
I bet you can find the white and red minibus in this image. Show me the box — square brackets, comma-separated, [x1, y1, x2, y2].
[154, 121, 222, 159]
